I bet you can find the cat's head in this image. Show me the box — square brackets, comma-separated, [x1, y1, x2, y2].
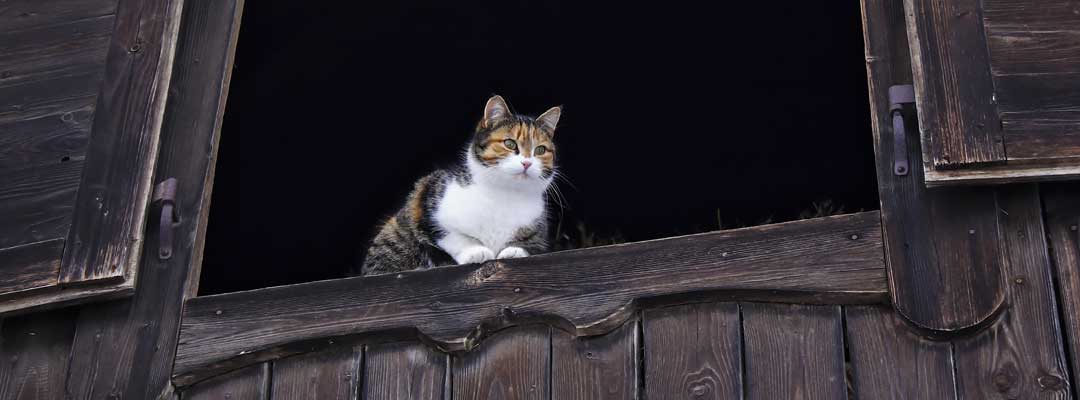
[468, 95, 561, 188]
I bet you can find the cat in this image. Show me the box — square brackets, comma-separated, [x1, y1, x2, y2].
[359, 95, 562, 276]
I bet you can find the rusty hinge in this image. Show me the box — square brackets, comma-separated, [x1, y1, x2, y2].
[152, 178, 180, 259]
[889, 84, 916, 176]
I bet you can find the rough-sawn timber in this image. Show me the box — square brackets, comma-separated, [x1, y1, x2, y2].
[173, 211, 887, 387]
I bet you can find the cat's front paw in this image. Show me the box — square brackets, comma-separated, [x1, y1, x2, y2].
[497, 246, 529, 259]
[455, 246, 496, 265]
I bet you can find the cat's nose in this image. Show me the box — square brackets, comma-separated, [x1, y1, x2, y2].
[521, 160, 532, 170]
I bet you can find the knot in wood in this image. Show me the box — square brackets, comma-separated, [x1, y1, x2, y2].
[1038, 374, 1064, 390]
[992, 365, 1019, 392]
[689, 383, 710, 397]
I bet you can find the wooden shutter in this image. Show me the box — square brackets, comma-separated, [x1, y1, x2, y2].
[905, 0, 1080, 185]
[0, 0, 181, 315]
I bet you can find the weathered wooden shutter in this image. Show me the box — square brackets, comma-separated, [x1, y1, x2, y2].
[0, 0, 182, 314]
[906, 0, 1080, 185]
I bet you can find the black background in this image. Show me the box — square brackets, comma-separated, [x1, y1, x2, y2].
[199, 0, 879, 295]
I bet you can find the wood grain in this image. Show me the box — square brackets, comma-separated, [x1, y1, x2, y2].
[363, 342, 447, 400]
[0, 97, 94, 174]
[0, 308, 78, 400]
[905, 0, 1003, 168]
[452, 325, 550, 400]
[865, 0, 1005, 331]
[271, 347, 361, 400]
[0, 15, 112, 90]
[59, 0, 184, 284]
[174, 212, 886, 386]
[742, 303, 846, 399]
[951, 185, 1072, 398]
[1042, 183, 1080, 391]
[63, 0, 245, 397]
[844, 306, 956, 399]
[0, 159, 83, 250]
[982, 0, 1080, 31]
[0, 239, 63, 297]
[0, 0, 118, 33]
[552, 319, 638, 400]
[182, 363, 269, 400]
[643, 303, 740, 399]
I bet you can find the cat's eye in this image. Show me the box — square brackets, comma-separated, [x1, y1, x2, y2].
[534, 145, 548, 155]
[503, 139, 518, 150]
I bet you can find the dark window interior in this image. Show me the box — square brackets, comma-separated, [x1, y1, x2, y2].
[199, 0, 877, 295]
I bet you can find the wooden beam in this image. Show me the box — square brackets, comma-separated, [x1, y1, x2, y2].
[905, 0, 1004, 168]
[1043, 182, 1080, 391]
[174, 211, 886, 387]
[863, 0, 1005, 332]
[63, 0, 245, 397]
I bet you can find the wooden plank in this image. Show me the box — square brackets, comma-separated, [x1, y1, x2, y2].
[59, 0, 185, 284]
[0, 72, 103, 123]
[552, 319, 638, 400]
[742, 303, 846, 399]
[924, 162, 1080, 186]
[63, 0, 245, 397]
[905, 0, 1004, 168]
[0, 15, 113, 90]
[271, 347, 362, 400]
[844, 306, 956, 399]
[866, 0, 1005, 331]
[0, 96, 94, 174]
[363, 342, 446, 400]
[1043, 183, 1080, 390]
[1004, 112, 1080, 160]
[0, 160, 83, 250]
[952, 185, 1072, 398]
[452, 325, 550, 400]
[174, 212, 887, 386]
[642, 303, 740, 399]
[0, 239, 63, 296]
[182, 363, 269, 400]
[986, 30, 1080, 76]
[0, 0, 118, 33]
[982, 0, 1080, 31]
[996, 73, 1080, 115]
[0, 308, 78, 400]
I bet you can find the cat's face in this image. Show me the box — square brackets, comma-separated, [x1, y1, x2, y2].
[470, 95, 560, 187]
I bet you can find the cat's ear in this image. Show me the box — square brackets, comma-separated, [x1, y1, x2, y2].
[536, 106, 562, 134]
[482, 95, 511, 128]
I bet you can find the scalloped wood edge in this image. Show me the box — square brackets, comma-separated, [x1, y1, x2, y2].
[173, 211, 887, 387]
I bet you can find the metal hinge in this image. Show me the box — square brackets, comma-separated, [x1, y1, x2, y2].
[152, 178, 180, 259]
[889, 85, 916, 176]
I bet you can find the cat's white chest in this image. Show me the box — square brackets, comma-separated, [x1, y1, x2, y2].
[435, 181, 544, 250]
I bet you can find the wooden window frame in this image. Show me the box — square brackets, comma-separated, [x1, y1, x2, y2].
[0, 0, 183, 315]
[905, 0, 1080, 186]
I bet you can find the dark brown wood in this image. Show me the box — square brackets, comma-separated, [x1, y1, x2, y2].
[174, 212, 886, 386]
[1045, 185, 1080, 393]
[905, 0, 1003, 168]
[452, 325, 550, 400]
[59, 0, 184, 285]
[742, 303, 846, 399]
[0, 15, 112, 91]
[0, 97, 94, 174]
[552, 319, 638, 400]
[1043, 183, 1080, 390]
[864, 0, 1005, 332]
[64, 0, 245, 397]
[0, 308, 78, 399]
[643, 303, 740, 399]
[363, 342, 446, 400]
[182, 363, 269, 400]
[0, 0, 118, 33]
[951, 183, 1074, 398]
[271, 347, 362, 400]
[844, 306, 956, 399]
[0, 159, 83, 250]
[0, 239, 63, 296]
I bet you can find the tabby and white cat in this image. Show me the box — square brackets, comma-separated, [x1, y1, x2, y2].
[360, 95, 561, 276]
